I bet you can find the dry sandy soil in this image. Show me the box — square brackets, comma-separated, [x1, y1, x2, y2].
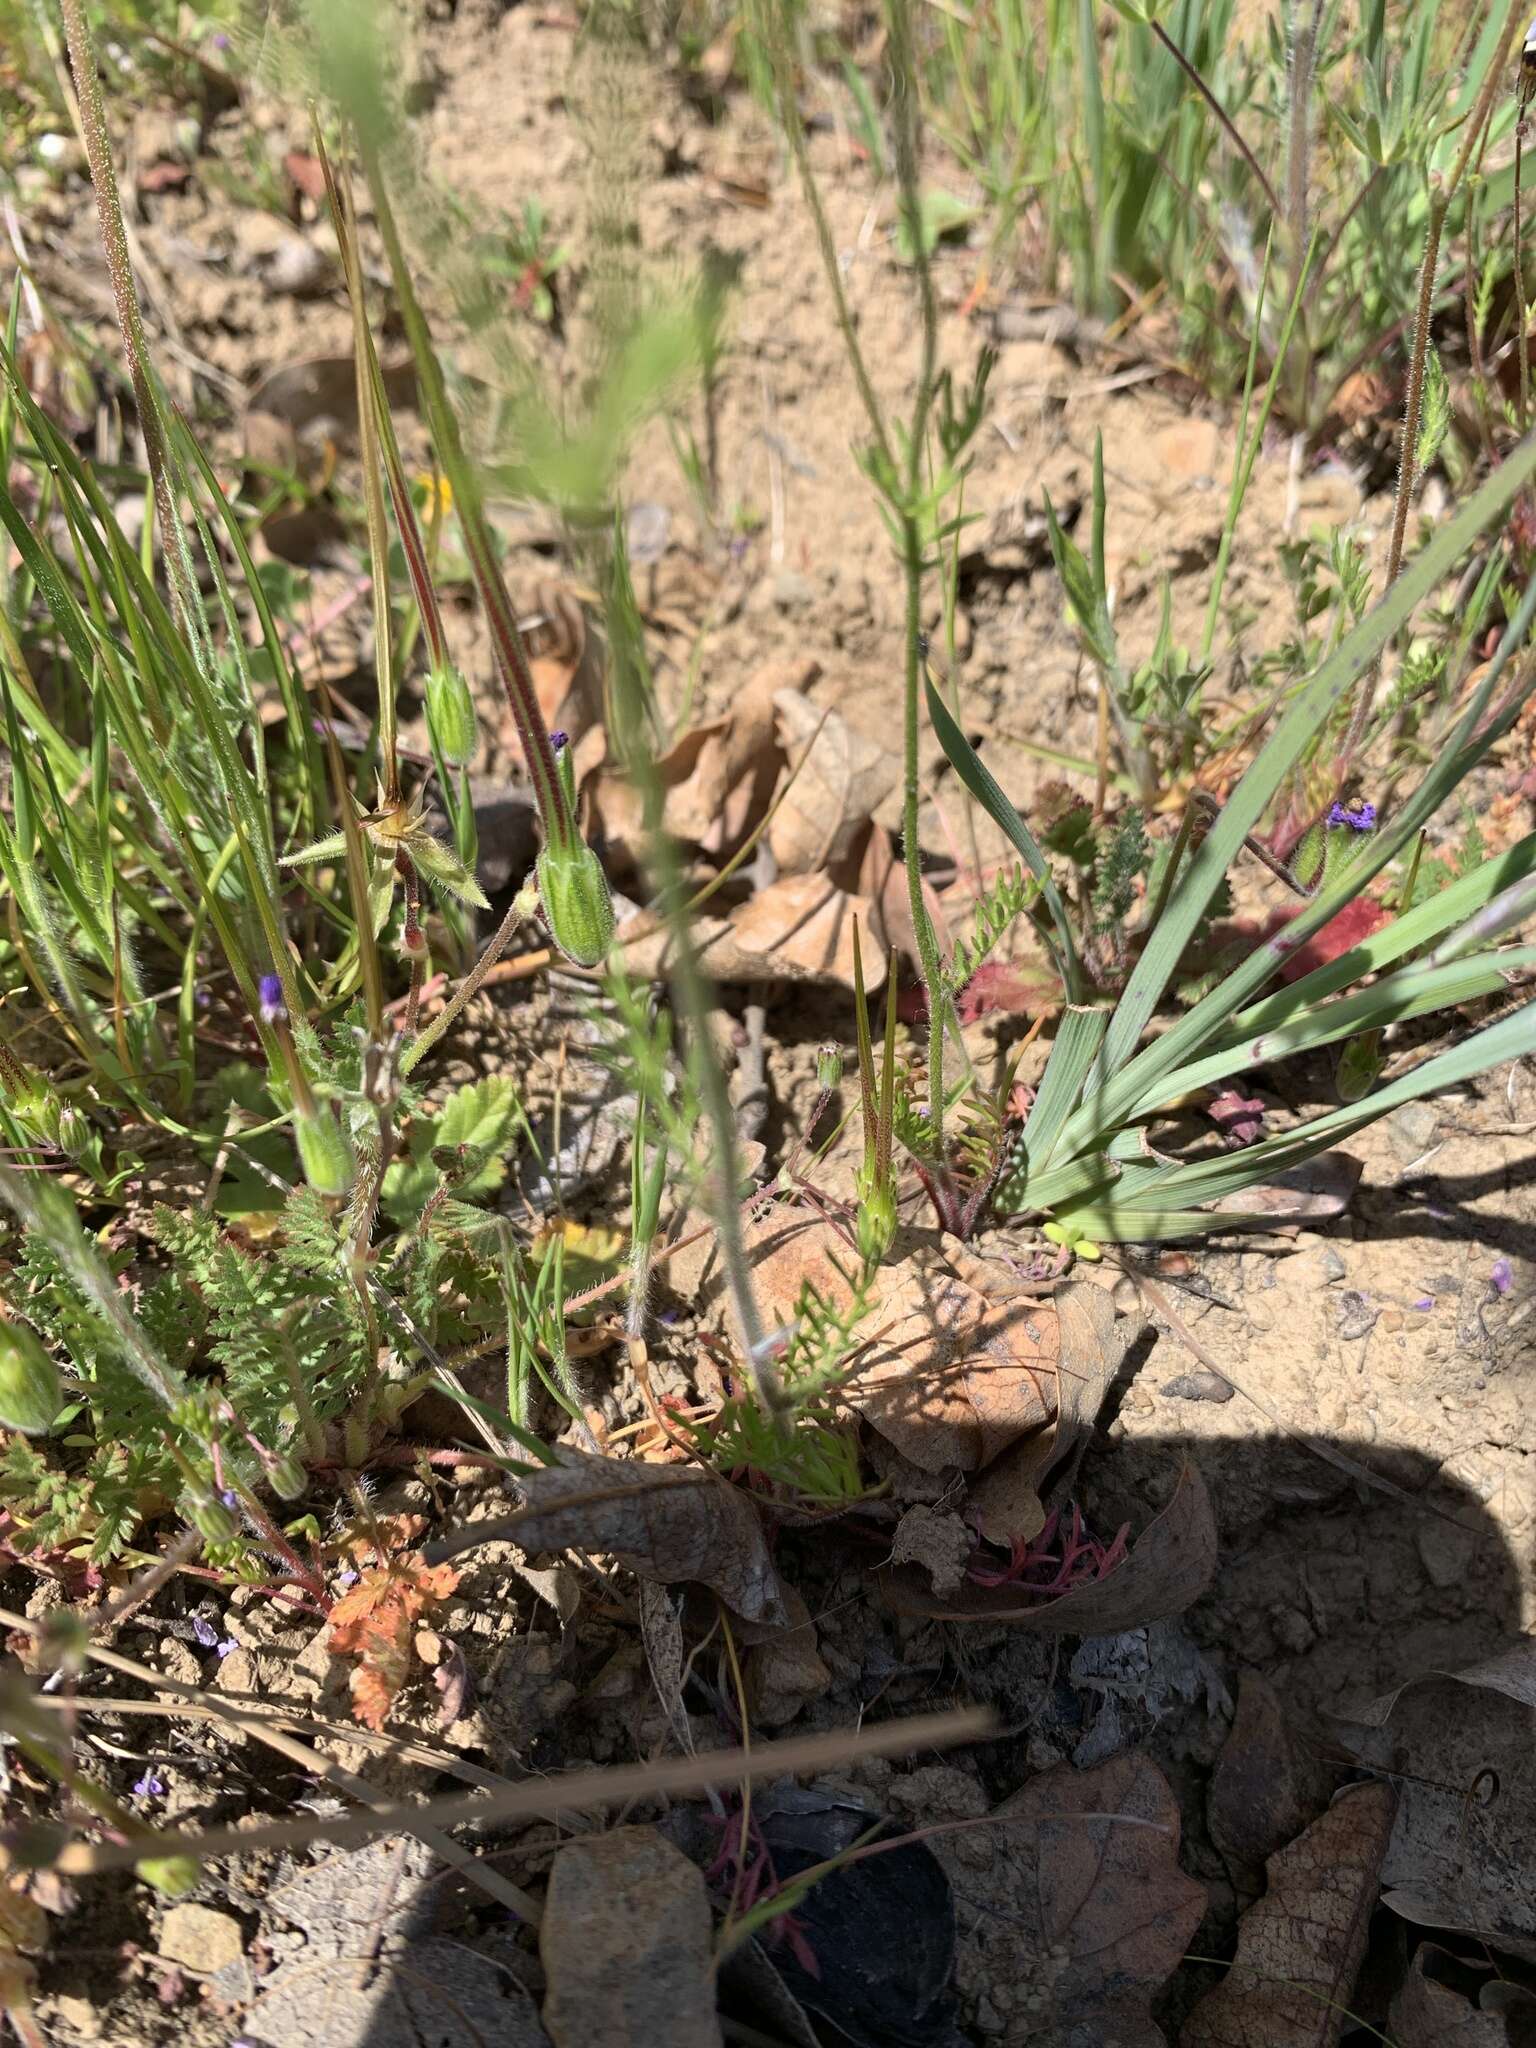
[4, 1, 1535, 2042]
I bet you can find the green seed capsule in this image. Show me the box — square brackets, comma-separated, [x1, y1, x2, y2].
[190, 1495, 238, 1546]
[536, 842, 615, 969]
[425, 664, 478, 767]
[815, 1045, 843, 1092]
[856, 1181, 897, 1265]
[266, 1452, 308, 1501]
[295, 1109, 356, 1198]
[0, 1321, 61, 1436]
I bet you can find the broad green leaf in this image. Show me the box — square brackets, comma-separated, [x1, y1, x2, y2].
[382, 1076, 526, 1218]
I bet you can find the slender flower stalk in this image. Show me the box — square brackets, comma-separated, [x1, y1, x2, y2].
[359, 150, 612, 966]
[58, 0, 212, 681]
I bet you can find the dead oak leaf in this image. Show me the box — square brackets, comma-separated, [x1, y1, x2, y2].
[881, 1460, 1218, 1633]
[768, 689, 898, 875]
[991, 1751, 1205, 2048]
[729, 874, 888, 991]
[1389, 1945, 1531, 2046]
[1180, 1781, 1397, 2048]
[853, 1265, 1059, 1472]
[511, 1447, 792, 1628]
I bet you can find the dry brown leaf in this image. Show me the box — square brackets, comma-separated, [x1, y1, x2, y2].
[639, 1578, 693, 1755]
[1336, 1641, 1536, 1964]
[1209, 1672, 1329, 1885]
[857, 821, 947, 962]
[767, 690, 899, 875]
[247, 352, 415, 439]
[586, 660, 799, 867]
[881, 1461, 1218, 1632]
[1181, 1782, 1397, 2048]
[1389, 1945, 1529, 2046]
[512, 1447, 791, 1628]
[728, 874, 887, 991]
[853, 1265, 1058, 1471]
[991, 1751, 1206, 2047]
[964, 1276, 1131, 1542]
[1212, 1155, 1363, 1225]
[541, 1826, 721, 2048]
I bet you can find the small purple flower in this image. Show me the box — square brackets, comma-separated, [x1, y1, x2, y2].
[1327, 799, 1378, 832]
[336, 1569, 359, 1589]
[549, 730, 569, 751]
[257, 974, 286, 1025]
[133, 1770, 167, 1799]
[1490, 1258, 1514, 1297]
[1413, 1296, 1435, 1313]
[191, 1615, 218, 1649]
[220, 1489, 238, 1508]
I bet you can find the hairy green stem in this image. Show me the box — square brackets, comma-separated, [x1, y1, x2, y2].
[398, 897, 527, 1078]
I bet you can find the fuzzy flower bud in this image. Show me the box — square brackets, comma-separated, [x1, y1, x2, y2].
[856, 1179, 897, 1264]
[425, 663, 478, 767]
[536, 841, 615, 968]
[550, 730, 578, 818]
[189, 1494, 238, 1546]
[0, 1321, 61, 1436]
[399, 922, 430, 963]
[266, 1451, 308, 1501]
[295, 1109, 356, 1198]
[815, 1045, 843, 1092]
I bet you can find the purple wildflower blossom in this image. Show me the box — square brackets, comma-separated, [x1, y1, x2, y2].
[549, 730, 569, 750]
[257, 974, 286, 1025]
[191, 1615, 218, 1649]
[1491, 1258, 1514, 1297]
[132, 1770, 167, 1799]
[1327, 799, 1378, 831]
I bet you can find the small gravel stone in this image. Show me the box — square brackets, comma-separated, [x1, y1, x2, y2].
[158, 1904, 244, 1975]
[1161, 1370, 1234, 1404]
[1336, 1290, 1379, 1341]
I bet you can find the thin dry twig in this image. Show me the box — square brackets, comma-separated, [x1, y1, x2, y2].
[43, 1705, 995, 1876]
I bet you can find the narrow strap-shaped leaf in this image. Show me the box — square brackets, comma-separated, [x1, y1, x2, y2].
[925, 670, 1086, 998]
[1122, 996, 1536, 1212]
[1018, 1003, 1110, 1172]
[1092, 435, 1536, 1090]
[1128, 946, 1536, 1115]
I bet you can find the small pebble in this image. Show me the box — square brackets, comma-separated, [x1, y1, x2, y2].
[1162, 1370, 1234, 1404]
[1336, 1290, 1378, 1341]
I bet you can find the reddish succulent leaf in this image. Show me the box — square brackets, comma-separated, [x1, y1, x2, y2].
[880, 1460, 1217, 1631]
[1269, 897, 1392, 984]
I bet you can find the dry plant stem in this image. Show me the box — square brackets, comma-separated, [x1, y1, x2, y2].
[8, 1609, 541, 1922]
[45, 1705, 995, 1876]
[1342, 0, 1526, 763]
[362, 156, 572, 851]
[771, 4, 948, 1137]
[57, 0, 204, 660]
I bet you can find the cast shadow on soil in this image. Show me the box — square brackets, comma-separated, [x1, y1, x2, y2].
[229, 1417, 1532, 2048]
